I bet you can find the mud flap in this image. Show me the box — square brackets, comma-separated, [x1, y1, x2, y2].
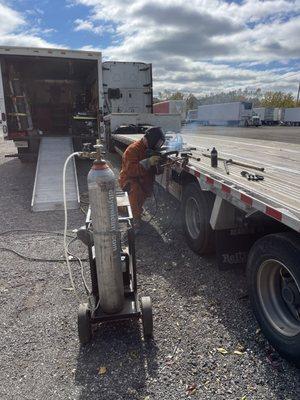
[216, 227, 262, 270]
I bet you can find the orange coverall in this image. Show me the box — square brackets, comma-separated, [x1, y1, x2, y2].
[119, 139, 155, 220]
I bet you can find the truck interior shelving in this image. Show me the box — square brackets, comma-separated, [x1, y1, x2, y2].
[2, 55, 99, 138]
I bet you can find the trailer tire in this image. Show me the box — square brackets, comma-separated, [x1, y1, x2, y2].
[247, 233, 300, 366]
[182, 183, 215, 254]
[78, 303, 92, 345]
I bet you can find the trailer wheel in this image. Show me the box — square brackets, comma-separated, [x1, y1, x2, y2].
[78, 303, 92, 345]
[247, 233, 300, 366]
[141, 296, 153, 338]
[182, 183, 215, 254]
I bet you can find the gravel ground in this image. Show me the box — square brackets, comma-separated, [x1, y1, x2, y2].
[0, 137, 299, 400]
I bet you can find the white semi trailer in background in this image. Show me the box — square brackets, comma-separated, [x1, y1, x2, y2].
[283, 107, 300, 126]
[197, 101, 259, 126]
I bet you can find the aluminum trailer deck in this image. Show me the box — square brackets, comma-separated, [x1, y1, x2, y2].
[111, 130, 300, 365]
[112, 133, 300, 232]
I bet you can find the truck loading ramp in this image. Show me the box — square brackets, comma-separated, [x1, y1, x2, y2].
[31, 137, 79, 212]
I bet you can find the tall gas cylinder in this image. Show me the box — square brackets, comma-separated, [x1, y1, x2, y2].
[88, 159, 124, 314]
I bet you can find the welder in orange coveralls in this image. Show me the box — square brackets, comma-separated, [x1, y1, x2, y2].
[119, 127, 165, 231]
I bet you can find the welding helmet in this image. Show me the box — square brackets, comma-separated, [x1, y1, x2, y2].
[144, 126, 165, 150]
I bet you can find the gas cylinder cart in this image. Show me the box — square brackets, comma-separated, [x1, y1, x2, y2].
[77, 190, 153, 345]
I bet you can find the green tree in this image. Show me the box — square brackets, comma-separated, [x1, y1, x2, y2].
[157, 90, 184, 100]
[168, 91, 184, 100]
[261, 91, 295, 108]
[186, 93, 198, 110]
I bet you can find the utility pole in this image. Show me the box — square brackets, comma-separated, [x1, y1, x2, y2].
[296, 82, 300, 106]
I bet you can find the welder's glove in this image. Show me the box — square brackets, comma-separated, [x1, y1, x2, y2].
[140, 155, 160, 170]
[149, 155, 160, 166]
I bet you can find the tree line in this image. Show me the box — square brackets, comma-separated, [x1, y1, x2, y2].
[155, 89, 299, 110]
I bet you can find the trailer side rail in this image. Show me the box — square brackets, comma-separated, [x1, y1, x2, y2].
[112, 133, 300, 233]
[182, 163, 299, 232]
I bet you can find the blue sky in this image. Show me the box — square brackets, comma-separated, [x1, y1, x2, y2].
[1, 0, 300, 95]
[9, 0, 113, 49]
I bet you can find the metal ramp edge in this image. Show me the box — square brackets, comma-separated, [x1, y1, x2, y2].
[31, 136, 80, 212]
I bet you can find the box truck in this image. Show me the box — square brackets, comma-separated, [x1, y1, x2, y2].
[0, 45, 153, 212]
[0, 46, 153, 161]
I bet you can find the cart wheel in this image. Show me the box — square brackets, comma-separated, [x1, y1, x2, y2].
[141, 296, 153, 338]
[78, 303, 92, 345]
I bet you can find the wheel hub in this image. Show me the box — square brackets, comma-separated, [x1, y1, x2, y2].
[186, 197, 201, 240]
[282, 286, 296, 305]
[257, 259, 300, 337]
[281, 275, 300, 321]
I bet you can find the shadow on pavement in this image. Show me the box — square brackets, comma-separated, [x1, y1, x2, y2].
[75, 320, 158, 400]
[136, 188, 300, 399]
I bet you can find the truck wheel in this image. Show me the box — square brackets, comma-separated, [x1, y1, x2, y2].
[247, 233, 300, 366]
[182, 183, 215, 254]
[78, 303, 92, 345]
[141, 296, 153, 338]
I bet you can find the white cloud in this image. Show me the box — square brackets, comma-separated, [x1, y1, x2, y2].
[74, 18, 114, 34]
[0, 0, 299, 95]
[0, 2, 25, 35]
[0, 1, 63, 48]
[72, 0, 300, 94]
[74, 18, 95, 32]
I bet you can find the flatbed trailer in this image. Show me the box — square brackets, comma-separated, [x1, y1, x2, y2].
[110, 130, 300, 366]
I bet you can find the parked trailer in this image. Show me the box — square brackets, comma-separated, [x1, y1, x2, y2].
[197, 101, 257, 127]
[253, 107, 276, 125]
[283, 107, 300, 126]
[273, 107, 283, 123]
[108, 128, 300, 366]
[186, 109, 198, 123]
[102, 61, 152, 114]
[153, 100, 186, 121]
